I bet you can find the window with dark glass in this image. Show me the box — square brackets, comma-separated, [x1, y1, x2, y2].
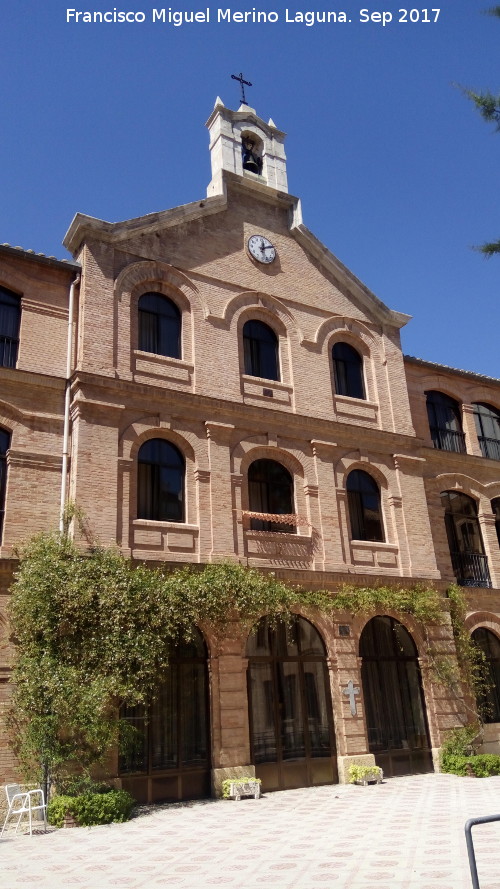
[138, 439, 184, 522]
[473, 402, 500, 461]
[0, 428, 10, 542]
[120, 628, 210, 803]
[138, 292, 181, 359]
[243, 320, 280, 381]
[493, 498, 500, 549]
[248, 458, 294, 533]
[0, 286, 21, 368]
[441, 491, 491, 588]
[471, 628, 500, 723]
[346, 470, 384, 542]
[425, 391, 465, 453]
[332, 342, 365, 399]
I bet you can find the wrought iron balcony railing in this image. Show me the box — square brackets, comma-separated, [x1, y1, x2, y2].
[451, 551, 492, 588]
[430, 426, 466, 453]
[478, 436, 500, 462]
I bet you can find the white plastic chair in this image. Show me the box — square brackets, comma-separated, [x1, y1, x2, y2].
[0, 784, 47, 837]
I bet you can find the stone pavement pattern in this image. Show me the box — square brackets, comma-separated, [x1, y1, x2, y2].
[1, 774, 500, 889]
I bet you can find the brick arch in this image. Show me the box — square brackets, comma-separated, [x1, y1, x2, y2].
[484, 480, 500, 501]
[334, 454, 390, 491]
[355, 611, 428, 658]
[430, 473, 485, 503]
[422, 382, 464, 406]
[221, 290, 302, 339]
[120, 420, 201, 466]
[465, 612, 500, 638]
[115, 260, 201, 304]
[131, 280, 191, 318]
[427, 475, 496, 523]
[470, 395, 500, 414]
[234, 443, 307, 480]
[313, 316, 381, 357]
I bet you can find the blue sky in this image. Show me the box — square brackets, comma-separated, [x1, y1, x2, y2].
[1, 0, 499, 377]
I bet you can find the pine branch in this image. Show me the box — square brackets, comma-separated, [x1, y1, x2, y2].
[463, 88, 500, 126]
[474, 239, 500, 257]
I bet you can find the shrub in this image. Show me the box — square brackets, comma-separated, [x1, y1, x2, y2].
[440, 726, 500, 777]
[440, 723, 480, 772]
[48, 789, 135, 827]
[441, 753, 500, 777]
[468, 755, 500, 777]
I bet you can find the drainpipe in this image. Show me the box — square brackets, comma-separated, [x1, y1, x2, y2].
[59, 275, 80, 533]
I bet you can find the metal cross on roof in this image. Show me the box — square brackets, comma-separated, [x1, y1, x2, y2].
[231, 72, 252, 105]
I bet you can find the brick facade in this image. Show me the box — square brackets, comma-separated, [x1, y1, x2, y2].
[0, 101, 499, 796]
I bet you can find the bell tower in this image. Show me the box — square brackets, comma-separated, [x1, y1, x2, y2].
[206, 98, 288, 197]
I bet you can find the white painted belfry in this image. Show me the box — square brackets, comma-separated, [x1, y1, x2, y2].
[206, 97, 288, 196]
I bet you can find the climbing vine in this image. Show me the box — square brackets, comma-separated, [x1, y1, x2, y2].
[7, 530, 459, 790]
[446, 584, 491, 719]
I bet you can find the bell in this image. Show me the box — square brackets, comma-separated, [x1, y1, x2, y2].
[242, 139, 262, 175]
[242, 155, 261, 174]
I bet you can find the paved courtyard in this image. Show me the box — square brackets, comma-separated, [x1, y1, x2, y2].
[1, 773, 500, 889]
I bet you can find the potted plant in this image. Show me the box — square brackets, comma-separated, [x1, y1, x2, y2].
[348, 763, 383, 785]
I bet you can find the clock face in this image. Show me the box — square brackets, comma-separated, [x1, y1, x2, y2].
[247, 234, 276, 264]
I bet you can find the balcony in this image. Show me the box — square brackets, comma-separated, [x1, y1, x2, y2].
[478, 436, 500, 462]
[450, 551, 492, 588]
[430, 426, 466, 454]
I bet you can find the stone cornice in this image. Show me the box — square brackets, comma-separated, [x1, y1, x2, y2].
[7, 450, 62, 470]
[0, 366, 65, 391]
[63, 193, 228, 255]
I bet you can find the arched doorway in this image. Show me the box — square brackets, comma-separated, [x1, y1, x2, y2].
[360, 616, 432, 777]
[120, 628, 210, 803]
[247, 615, 337, 791]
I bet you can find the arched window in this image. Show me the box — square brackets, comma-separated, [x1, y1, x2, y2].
[425, 391, 465, 453]
[473, 403, 500, 461]
[138, 292, 181, 359]
[441, 491, 491, 587]
[346, 470, 384, 542]
[0, 286, 21, 368]
[248, 458, 294, 533]
[471, 628, 500, 723]
[137, 439, 184, 522]
[243, 320, 280, 381]
[492, 498, 500, 548]
[0, 428, 10, 542]
[120, 628, 210, 803]
[360, 616, 432, 777]
[246, 615, 337, 791]
[332, 342, 365, 399]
